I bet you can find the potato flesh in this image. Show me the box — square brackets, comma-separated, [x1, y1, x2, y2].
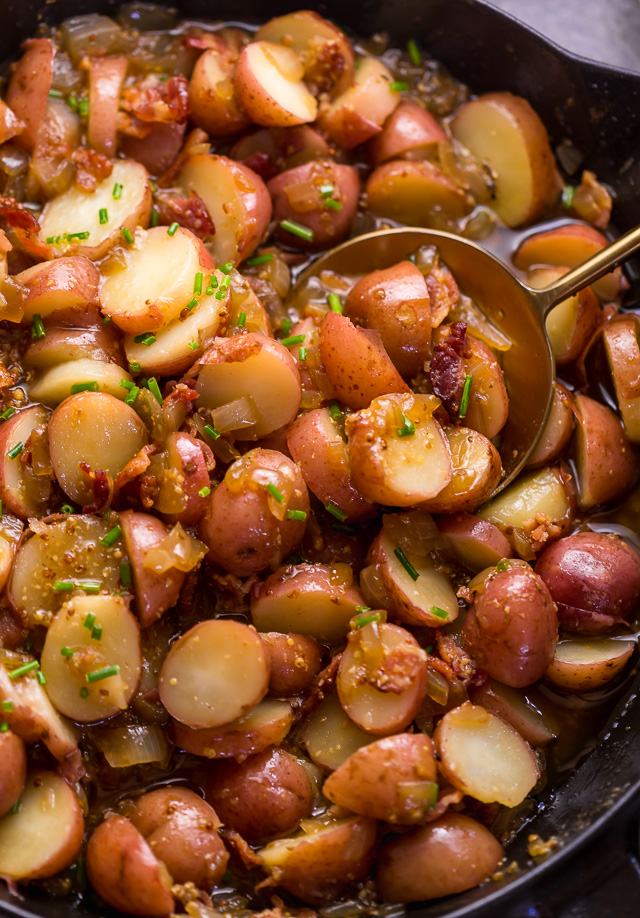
[29, 358, 132, 406]
[0, 771, 83, 880]
[478, 466, 569, 534]
[603, 318, 640, 441]
[434, 702, 539, 807]
[159, 619, 269, 728]
[173, 698, 293, 759]
[238, 42, 318, 125]
[300, 692, 372, 772]
[547, 638, 635, 692]
[421, 426, 501, 513]
[0, 405, 50, 518]
[17, 256, 99, 319]
[41, 594, 142, 722]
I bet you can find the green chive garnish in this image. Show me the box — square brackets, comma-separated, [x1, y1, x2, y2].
[407, 39, 422, 65]
[121, 227, 133, 244]
[129, 361, 141, 373]
[60, 504, 75, 514]
[397, 414, 416, 437]
[2, 700, 13, 711]
[459, 374, 473, 419]
[355, 611, 381, 628]
[91, 625, 103, 641]
[329, 402, 342, 421]
[286, 509, 307, 521]
[319, 183, 334, 195]
[48, 88, 63, 99]
[394, 546, 420, 581]
[0, 407, 15, 421]
[281, 317, 291, 336]
[198, 486, 211, 498]
[77, 580, 101, 594]
[185, 297, 198, 311]
[167, 222, 179, 236]
[54, 581, 74, 591]
[188, 339, 199, 350]
[267, 483, 284, 502]
[133, 332, 156, 346]
[280, 219, 314, 242]
[31, 314, 46, 340]
[389, 80, 409, 92]
[86, 664, 120, 683]
[67, 95, 79, 112]
[36, 670, 47, 685]
[326, 501, 347, 522]
[496, 559, 511, 572]
[281, 334, 305, 347]
[203, 424, 220, 440]
[60, 646, 74, 657]
[236, 312, 247, 328]
[0, 722, 8, 733]
[328, 293, 343, 313]
[325, 198, 342, 211]
[125, 386, 140, 406]
[113, 183, 123, 199]
[148, 378, 162, 405]
[9, 661, 39, 680]
[79, 687, 90, 698]
[7, 442, 24, 459]
[78, 97, 89, 118]
[150, 209, 159, 227]
[430, 606, 449, 620]
[99, 208, 108, 225]
[219, 276, 231, 291]
[246, 253, 273, 267]
[219, 262, 233, 274]
[562, 185, 576, 208]
[70, 381, 99, 394]
[194, 272, 203, 295]
[102, 315, 112, 325]
[120, 379, 134, 390]
[298, 346, 307, 361]
[83, 613, 97, 630]
[119, 562, 132, 587]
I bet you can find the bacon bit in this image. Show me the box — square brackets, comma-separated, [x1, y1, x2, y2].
[366, 645, 424, 694]
[294, 653, 342, 724]
[0, 196, 41, 235]
[242, 151, 280, 182]
[304, 39, 346, 96]
[113, 444, 156, 502]
[122, 74, 190, 125]
[436, 633, 479, 685]
[519, 511, 563, 555]
[570, 170, 612, 230]
[429, 321, 471, 416]
[426, 262, 460, 329]
[219, 827, 263, 869]
[71, 147, 113, 192]
[0, 361, 13, 389]
[0, 100, 25, 145]
[79, 463, 114, 514]
[164, 380, 199, 412]
[206, 568, 258, 612]
[154, 190, 214, 239]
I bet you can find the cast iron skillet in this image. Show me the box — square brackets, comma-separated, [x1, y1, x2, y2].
[1, 1, 640, 916]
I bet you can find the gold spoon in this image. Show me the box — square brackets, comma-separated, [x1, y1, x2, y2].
[292, 224, 640, 492]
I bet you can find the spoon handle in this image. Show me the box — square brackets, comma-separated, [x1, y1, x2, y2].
[527, 222, 640, 317]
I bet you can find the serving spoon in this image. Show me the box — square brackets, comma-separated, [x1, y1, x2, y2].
[292, 223, 640, 492]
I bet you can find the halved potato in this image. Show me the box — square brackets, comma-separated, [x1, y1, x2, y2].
[419, 426, 502, 513]
[318, 57, 399, 149]
[16, 256, 99, 321]
[300, 692, 372, 772]
[603, 316, 640, 441]
[369, 100, 446, 165]
[528, 266, 601, 366]
[234, 41, 318, 127]
[6, 38, 54, 152]
[469, 679, 557, 746]
[172, 698, 293, 759]
[25, 325, 123, 369]
[573, 393, 638, 509]
[526, 381, 575, 468]
[366, 159, 471, 227]
[29, 358, 133, 406]
[188, 46, 250, 137]
[437, 513, 513, 572]
[0, 730, 26, 818]
[0, 404, 51, 519]
[88, 55, 127, 157]
[546, 637, 635, 692]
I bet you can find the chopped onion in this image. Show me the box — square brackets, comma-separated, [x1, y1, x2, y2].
[300, 389, 324, 409]
[142, 522, 207, 573]
[93, 724, 170, 768]
[30, 425, 53, 478]
[210, 395, 260, 433]
[448, 293, 512, 352]
[60, 15, 135, 65]
[426, 666, 450, 706]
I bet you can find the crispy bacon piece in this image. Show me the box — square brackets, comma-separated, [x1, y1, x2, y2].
[113, 444, 156, 503]
[164, 380, 199, 412]
[429, 321, 471, 416]
[154, 190, 214, 239]
[79, 463, 113, 514]
[0, 194, 51, 261]
[71, 148, 113, 192]
[294, 652, 341, 723]
[219, 827, 263, 869]
[436, 633, 481, 685]
[122, 74, 190, 125]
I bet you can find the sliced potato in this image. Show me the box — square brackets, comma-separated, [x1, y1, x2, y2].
[25, 325, 123, 370]
[16, 256, 100, 321]
[318, 57, 399, 149]
[366, 159, 471, 227]
[437, 513, 513, 572]
[0, 404, 51, 519]
[300, 692, 372, 772]
[88, 55, 127, 157]
[188, 46, 250, 137]
[420, 426, 502, 513]
[0, 513, 23, 595]
[29, 358, 132, 406]
[573, 393, 638, 509]
[526, 381, 575, 468]
[6, 38, 54, 152]
[172, 698, 293, 759]
[546, 638, 635, 692]
[234, 41, 318, 127]
[603, 316, 640, 441]
[0, 731, 26, 818]
[369, 100, 446, 165]
[528, 266, 601, 366]
[469, 679, 557, 746]
[39, 159, 152, 260]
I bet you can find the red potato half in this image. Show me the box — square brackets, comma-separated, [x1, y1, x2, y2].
[86, 815, 174, 917]
[16, 256, 99, 321]
[603, 316, 640, 441]
[286, 407, 376, 523]
[369, 100, 447, 165]
[88, 55, 127, 157]
[231, 124, 330, 172]
[251, 562, 366, 645]
[39, 159, 152, 261]
[469, 679, 557, 747]
[28, 358, 133, 407]
[419, 426, 502, 514]
[48, 391, 149, 506]
[344, 261, 432, 378]
[0, 514, 22, 597]
[176, 154, 272, 265]
[188, 46, 250, 137]
[376, 813, 504, 903]
[337, 622, 428, 735]
[172, 698, 293, 760]
[366, 159, 471, 227]
[526, 382, 575, 468]
[528, 266, 601, 366]
[451, 91, 560, 227]
[300, 691, 373, 772]
[573, 393, 638, 509]
[319, 311, 410, 410]
[234, 41, 318, 127]
[41, 593, 142, 723]
[195, 334, 301, 440]
[119, 511, 186, 628]
[0, 730, 26, 818]
[154, 432, 213, 527]
[159, 619, 269, 729]
[100, 225, 215, 335]
[260, 632, 324, 696]
[0, 404, 51, 520]
[346, 393, 452, 506]
[546, 638, 635, 692]
[120, 121, 186, 178]
[0, 771, 84, 881]
[24, 327, 122, 371]
[318, 57, 399, 149]
[324, 733, 438, 824]
[437, 513, 514, 573]
[6, 38, 54, 152]
[434, 702, 539, 806]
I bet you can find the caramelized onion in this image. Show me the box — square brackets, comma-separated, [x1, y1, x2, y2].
[142, 522, 207, 574]
[210, 395, 260, 433]
[93, 724, 171, 768]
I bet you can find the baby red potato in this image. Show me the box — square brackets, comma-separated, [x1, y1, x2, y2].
[234, 41, 318, 127]
[346, 393, 452, 506]
[369, 100, 447, 165]
[0, 513, 22, 602]
[535, 531, 640, 634]
[199, 449, 308, 577]
[38, 159, 152, 260]
[546, 638, 635, 693]
[172, 698, 293, 760]
[251, 562, 366, 645]
[86, 815, 174, 917]
[434, 702, 539, 806]
[16, 255, 100, 321]
[260, 632, 324, 695]
[29, 358, 134, 406]
[376, 813, 504, 903]
[176, 153, 272, 265]
[603, 316, 640, 440]
[256, 10, 354, 97]
[337, 622, 428, 735]
[119, 511, 187, 627]
[318, 57, 399, 149]
[159, 619, 270, 729]
[528, 266, 601, 366]
[462, 562, 558, 687]
[6, 38, 54, 151]
[451, 91, 560, 227]
[48, 391, 149, 506]
[25, 324, 123, 370]
[206, 746, 314, 842]
[420, 426, 502, 514]
[324, 733, 438, 824]
[319, 312, 410, 410]
[100, 224, 215, 335]
[0, 730, 26, 818]
[188, 45, 250, 137]
[573, 393, 638, 509]
[300, 692, 372, 772]
[286, 407, 376, 523]
[526, 382, 575, 468]
[120, 121, 187, 177]
[258, 814, 377, 905]
[268, 160, 359, 251]
[153, 432, 214, 527]
[469, 679, 557, 747]
[0, 404, 51, 519]
[195, 334, 301, 440]
[437, 513, 514, 572]
[130, 787, 229, 888]
[232, 124, 330, 173]
[88, 55, 127, 157]
[344, 261, 432, 378]
[366, 159, 471, 227]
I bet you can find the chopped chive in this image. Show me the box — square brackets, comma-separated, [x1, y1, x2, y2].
[389, 80, 409, 92]
[407, 38, 422, 65]
[67, 95, 78, 112]
[298, 346, 307, 361]
[246, 253, 273, 267]
[77, 580, 101, 594]
[219, 275, 231, 291]
[60, 504, 75, 514]
[281, 317, 291, 336]
[396, 414, 416, 437]
[129, 361, 141, 373]
[60, 646, 74, 658]
[0, 407, 15, 421]
[459, 374, 473, 419]
[329, 402, 342, 421]
[36, 669, 47, 685]
[430, 606, 449, 620]
[328, 293, 342, 313]
[280, 218, 314, 242]
[119, 561, 132, 587]
[133, 332, 156, 346]
[208, 275, 218, 289]
[1, 700, 12, 712]
[79, 686, 90, 698]
[325, 501, 347, 522]
[356, 605, 371, 613]
[203, 424, 220, 440]
[286, 509, 307, 521]
[30, 314, 46, 341]
[198, 486, 211, 498]
[215, 289, 226, 300]
[324, 197, 342, 212]
[91, 625, 103, 641]
[332, 522, 355, 534]
[67, 231, 90, 241]
[167, 222, 179, 236]
[9, 800, 19, 814]
[113, 183, 123, 199]
[355, 611, 381, 628]
[7, 442, 24, 459]
[70, 381, 99, 394]
[188, 339, 199, 350]
[236, 312, 247, 328]
[119, 379, 134, 391]
[205, 287, 215, 296]
[150, 208, 159, 227]
[281, 334, 305, 347]
[185, 297, 198, 312]
[149, 179, 157, 193]
[425, 644, 434, 655]
[394, 546, 420, 581]
[83, 613, 97, 630]
[219, 262, 233, 274]
[562, 185, 576, 208]
[0, 722, 8, 733]
[53, 581, 74, 591]
[496, 559, 511, 572]
[48, 88, 63, 99]
[121, 227, 133, 244]
[102, 315, 112, 325]
[267, 483, 284, 502]
[319, 183, 334, 195]
[99, 207, 108, 225]
[194, 272, 203, 295]
[86, 664, 120, 683]
[9, 661, 39, 680]
[78, 97, 89, 117]
[124, 386, 140, 406]
[148, 377, 163, 405]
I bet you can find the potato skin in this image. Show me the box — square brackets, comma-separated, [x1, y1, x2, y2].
[536, 532, 640, 634]
[206, 746, 314, 842]
[0, 730, 26, 817]
[261, 632, 324, 696]
[462, 564, 558, 687]
[376, 813, 503, 902]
